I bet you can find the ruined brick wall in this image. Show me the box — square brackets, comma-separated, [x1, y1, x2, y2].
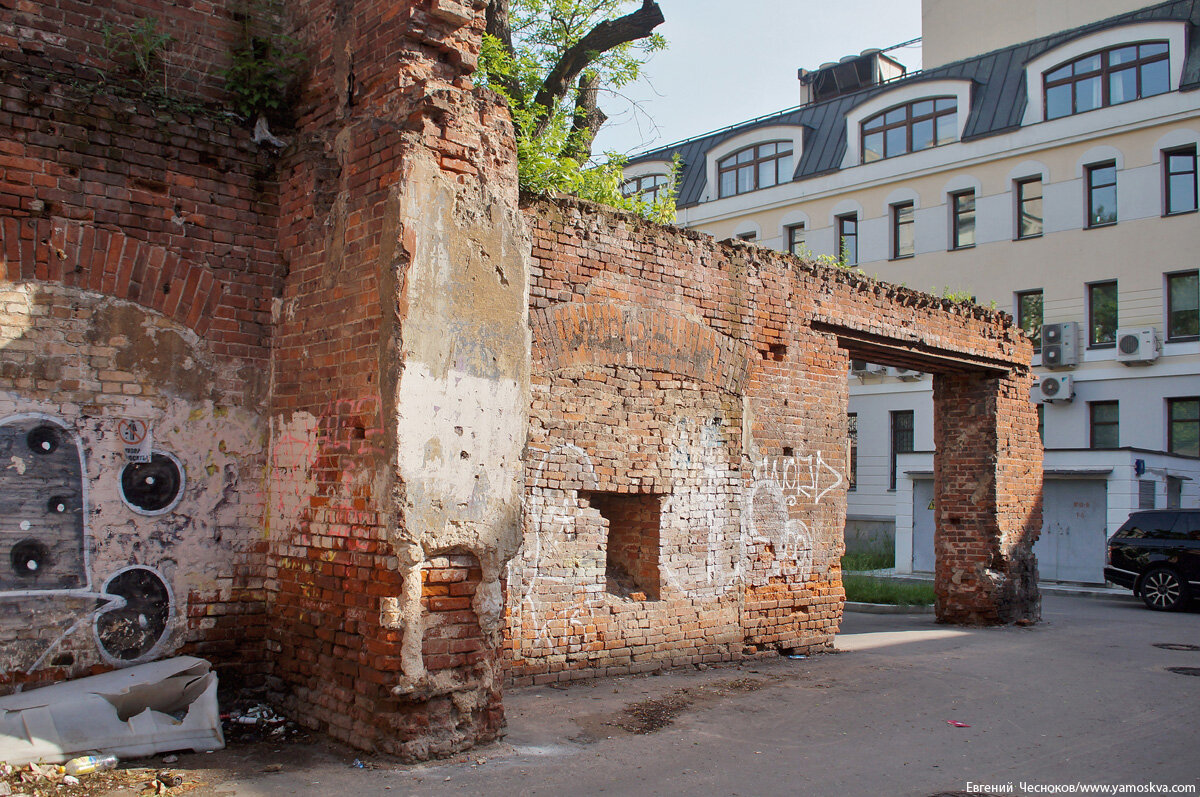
[509, 196, 1040, 682]
[265, 0, 528, 760]
[0, 17, 282, 689]
[3, 0, 259, 106]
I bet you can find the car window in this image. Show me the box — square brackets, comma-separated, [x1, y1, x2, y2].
[1119, 512, 1179, 539]
[1181, 511, 1200, 540]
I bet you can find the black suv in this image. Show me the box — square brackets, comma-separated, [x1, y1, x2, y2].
[1105, 509, 1200, 611]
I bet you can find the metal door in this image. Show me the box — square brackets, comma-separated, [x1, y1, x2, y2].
[1034, 479, 1108, 583]
[912, 479, 935, 572]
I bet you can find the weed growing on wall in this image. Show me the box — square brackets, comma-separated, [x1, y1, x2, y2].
[102, 17, 173, 96]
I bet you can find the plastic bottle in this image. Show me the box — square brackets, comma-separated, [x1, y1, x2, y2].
[64, 754, 118, 775]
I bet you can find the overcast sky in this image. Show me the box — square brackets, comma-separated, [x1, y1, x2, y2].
[590, 0, 924, 158]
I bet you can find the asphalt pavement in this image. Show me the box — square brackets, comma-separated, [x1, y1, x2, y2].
[170, 594, 1200, 797]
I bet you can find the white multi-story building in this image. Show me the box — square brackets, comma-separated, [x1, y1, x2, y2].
[624, 0, 1200, 583]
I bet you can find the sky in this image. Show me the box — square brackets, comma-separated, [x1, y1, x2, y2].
[590, 0, 925, 158]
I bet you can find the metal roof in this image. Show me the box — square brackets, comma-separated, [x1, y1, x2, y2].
[629, 0, 1200, 210]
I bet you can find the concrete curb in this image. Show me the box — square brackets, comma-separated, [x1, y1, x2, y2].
[844, 601, 935, 614]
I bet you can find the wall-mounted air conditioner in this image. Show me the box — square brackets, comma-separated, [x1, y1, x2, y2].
[1115, 327, 1160, 365]
[889, 366, 923, 381]
[1041, 322, 1078, 369]
[1037, 374, 1074, 403]
[850, 359, 886, 376]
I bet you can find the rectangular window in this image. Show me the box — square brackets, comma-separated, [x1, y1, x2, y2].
[1167, 270, 1199, 341]
[1016, 177, 1043, 239]
[1089, 401, 1119, 449]
[889, 410, 914, 490]
[847, 413, 858, 490]
[1164, 146, 1198, 215]
[837, 213, 858, 266]
[1168, 397, 1199, 457]
[1088, 280, 1118, 347]
[1086, 162, 1117, 227]
[951, 190, 975, 249]
[891, 201, 915, 259]
[786, 223, 806, 255]
[1016, 290, 1044, 353]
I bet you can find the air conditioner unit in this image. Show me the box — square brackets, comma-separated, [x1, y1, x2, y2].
[1037, 374, 1074, 403]
[1041, 322, 1078, 369]
[850, 359, 886, 375]
[889, 366, 923, 381]
[1115, 327, 1160, 364]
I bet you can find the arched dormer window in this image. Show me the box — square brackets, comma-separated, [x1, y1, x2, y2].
[1043, 41, 1169, 120]
[862, 98, 957, 163]
[717, 141, 793, 198]
[622, 173, 670, 201]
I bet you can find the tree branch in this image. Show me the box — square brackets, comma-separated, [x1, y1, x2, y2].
[562, 71, 608, 163]
[531, 0, 664, 136]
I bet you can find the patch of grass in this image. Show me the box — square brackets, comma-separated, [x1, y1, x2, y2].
[840, 550, 895, 572]
[843, 575, 935, 606]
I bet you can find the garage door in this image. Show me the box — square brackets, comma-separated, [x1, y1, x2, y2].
[1034, 479, 1108, 583]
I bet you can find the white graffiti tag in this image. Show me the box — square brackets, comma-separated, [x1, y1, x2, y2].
[753, 452, 843, 507]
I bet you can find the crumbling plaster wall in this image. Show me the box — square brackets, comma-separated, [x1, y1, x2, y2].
[265, 0, 529, 760]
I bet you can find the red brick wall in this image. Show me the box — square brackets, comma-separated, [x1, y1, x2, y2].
[0, 25, 281, 690]
[511, 195, 1041, 682]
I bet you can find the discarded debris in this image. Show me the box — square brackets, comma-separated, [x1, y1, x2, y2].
[0, 656, 223, 765]
[65, 754, 118, 775]
[946, 720, 971, 728]
[156, 771, 183, 787]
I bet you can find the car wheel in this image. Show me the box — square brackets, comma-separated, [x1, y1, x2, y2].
[1141, 567, 1188, 612]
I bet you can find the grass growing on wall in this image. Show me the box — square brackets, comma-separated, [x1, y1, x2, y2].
[843, 575, 935, 606]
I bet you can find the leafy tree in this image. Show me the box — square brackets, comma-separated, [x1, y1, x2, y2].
[480, 0, 676, 221]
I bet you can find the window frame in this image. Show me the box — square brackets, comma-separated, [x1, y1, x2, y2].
[847, 412, 858, 491]
[1042, 40, 1170, 121]
[861, 97, 957, 163]
[1167, 397, 1200, 457]
[837, 213, 858, 266]
[1166, 269, 1199, 342]
[1163, 145, 1198, 216]
[716, 141, 794, 199]
[1016, 289, 1044, 353]
[621, 173, 670, 202]
[950, 190, 976, 250]
[1088, 279, 1119, 349]
[1085, 161, 1118, 228]
[1015, 176, 1044, 240]
[786, 223, 806, 256]
[889, 409, 914, 491]
[1089, 400, 1120, 450]
[891, 201, 915, 260]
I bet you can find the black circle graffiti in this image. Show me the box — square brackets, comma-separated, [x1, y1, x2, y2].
[119, 454, 183, 513]
[47, 495, 71, 515]
[10, 539, 51, 577]
[26, 425, 60, 455]
[96, 567, 172, 661]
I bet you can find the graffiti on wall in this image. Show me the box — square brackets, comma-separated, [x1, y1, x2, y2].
[0, 414, 178, 675]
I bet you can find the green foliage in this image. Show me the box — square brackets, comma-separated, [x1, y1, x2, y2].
[221, 2, 306, 121]
[478, 2, 672, 220]
[842, 575, 935, 606]
[222, 34, 306, 120]
[934, 286, 976, 303]
[789, 242, 856, 271]
[102, 17, 172, 89]
[840, 551, 895, 572]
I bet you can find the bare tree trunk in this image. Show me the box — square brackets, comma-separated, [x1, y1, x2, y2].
[562, 71, 607, 163]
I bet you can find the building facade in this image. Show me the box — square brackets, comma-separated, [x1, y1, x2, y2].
[625, 0, 1200, 583]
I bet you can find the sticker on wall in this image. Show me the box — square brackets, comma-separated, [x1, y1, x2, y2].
[119, 452, 185, 515]
[0, 416, 87, 591]
[94, 566, 173, 663]
[117, 419, 153, 463]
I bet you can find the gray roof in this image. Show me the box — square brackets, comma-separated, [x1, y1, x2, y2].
[630, 0, 1200, 209]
